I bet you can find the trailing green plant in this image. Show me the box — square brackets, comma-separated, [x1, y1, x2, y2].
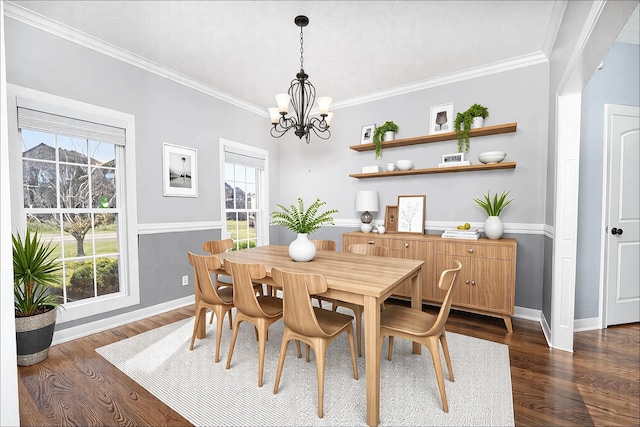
[372, 121, 399, 159]
[473, 190, 513, 217]
[13, 229, 63, 317]
[454, 103, 489, 153]
[270, 197, 338, 234]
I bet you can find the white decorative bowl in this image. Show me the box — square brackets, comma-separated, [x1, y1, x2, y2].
[478, 151, 506, 164]
[396, 160, 414, 170]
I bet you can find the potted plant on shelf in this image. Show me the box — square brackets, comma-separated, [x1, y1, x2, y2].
[270, 197, 338, 261]
[13, 229, 63, 366]
[373, 121, 399, 159]
[472, 190, 512, 240]
[454, 103, 489, 153]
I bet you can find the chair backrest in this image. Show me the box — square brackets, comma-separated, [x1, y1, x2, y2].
[312, 239, 337, 252]
[202, 239, 234, 255]
[187, 252, 227, 305]
[347, 244, 389, 257]
[272, 268, 330, 337]
[425, 260, 462, 335]
[225, 260, 268, 317]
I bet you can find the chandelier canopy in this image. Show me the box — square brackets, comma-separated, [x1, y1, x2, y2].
[268, 15, 333, 144]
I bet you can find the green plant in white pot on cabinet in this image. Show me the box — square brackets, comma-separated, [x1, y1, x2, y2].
[473, 190, 512, 240]
[270, 197, 338, 261]
[13, 229, 63, 366]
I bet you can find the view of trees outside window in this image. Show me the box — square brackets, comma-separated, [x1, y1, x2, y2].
[21, 128, 120, 303]
[224, 162, 258, 250]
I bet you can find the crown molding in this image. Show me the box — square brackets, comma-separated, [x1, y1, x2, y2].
[4, 2, 268, 117]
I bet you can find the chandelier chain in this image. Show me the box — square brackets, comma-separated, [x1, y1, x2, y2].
[299, 26, 304, 70]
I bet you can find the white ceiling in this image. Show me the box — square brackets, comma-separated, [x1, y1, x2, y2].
[7, 1, 639, 112]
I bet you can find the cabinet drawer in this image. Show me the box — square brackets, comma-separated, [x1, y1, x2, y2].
[437, 242, 512, 260]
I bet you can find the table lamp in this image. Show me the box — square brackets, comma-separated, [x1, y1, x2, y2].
[355, 190, 379, 233]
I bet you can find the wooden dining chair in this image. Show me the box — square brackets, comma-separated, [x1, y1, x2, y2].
[271, 267, 358, 419]
[322, 243, 390, 357]
[187, 252, 234, 363]
[380, 259, 462, 413]
[224, 260, 288, 387]
[203, 239, 263, 327]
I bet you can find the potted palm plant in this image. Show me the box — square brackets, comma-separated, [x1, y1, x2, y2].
[13, 229, 63, 366]
[454, 103, 489, 153]
[373, 121, 399, 159]
[473, 190, 512, 240]
[270, 197, 338, 261]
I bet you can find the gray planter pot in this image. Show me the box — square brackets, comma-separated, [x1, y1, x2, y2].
[15, 308, 57, 366]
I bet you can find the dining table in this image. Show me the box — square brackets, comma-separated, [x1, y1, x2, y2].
[210, 244, 424, 427]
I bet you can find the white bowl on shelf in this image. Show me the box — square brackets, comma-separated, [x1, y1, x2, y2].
[478, 151, 506, 164]
[396, 160, 414, 170]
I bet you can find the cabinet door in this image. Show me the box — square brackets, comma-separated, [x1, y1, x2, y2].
[342, 235, 372, 251]
[405, 239, 435, 299]
[469, 257, 513, 313]
[435, 254, 471, 304]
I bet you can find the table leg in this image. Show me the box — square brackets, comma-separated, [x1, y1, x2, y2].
[364, 295, 380, 427]
[411, 272, 422, 355]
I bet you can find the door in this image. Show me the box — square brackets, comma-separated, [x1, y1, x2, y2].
[605, 104, 640, 326]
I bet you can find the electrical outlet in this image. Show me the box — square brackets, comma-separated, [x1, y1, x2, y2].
[182, 275, 189, 286]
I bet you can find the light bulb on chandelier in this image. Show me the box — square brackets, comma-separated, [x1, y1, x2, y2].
[268, 15, 333, 144]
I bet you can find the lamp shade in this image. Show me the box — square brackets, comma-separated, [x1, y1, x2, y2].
[355, 190, 379, 213]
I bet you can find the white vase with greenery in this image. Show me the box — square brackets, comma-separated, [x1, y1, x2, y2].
[472, 190, 513, 240]
[270, 197, 338, 262]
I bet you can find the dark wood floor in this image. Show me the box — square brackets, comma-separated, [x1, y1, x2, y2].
[16, 303, 639, 426]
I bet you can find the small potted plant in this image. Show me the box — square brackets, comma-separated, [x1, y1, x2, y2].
[454, 104, 489, 153]
[270, 197, 338, 261]
[13, 229, 63, 366]
[373, 121, 399, 159]
[472, 190, 512, 240]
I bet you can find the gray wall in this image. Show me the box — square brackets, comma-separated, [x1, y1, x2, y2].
[4, 18, 280, 330]
[575, 41, 640, 319]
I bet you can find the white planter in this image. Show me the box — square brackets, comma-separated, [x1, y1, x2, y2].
[484, 216, 504, 240]
[288, 233, 316, 262]
[384, 131, 396, 142]
[471, 117, 484, 129]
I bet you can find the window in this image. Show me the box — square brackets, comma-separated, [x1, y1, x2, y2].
[221, 139, 268, 249]
[13, 87, 139, 323]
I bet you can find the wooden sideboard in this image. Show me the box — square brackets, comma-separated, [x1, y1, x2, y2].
[342, 232, 517, 332]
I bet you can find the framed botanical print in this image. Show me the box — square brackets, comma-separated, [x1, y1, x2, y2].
[397, 195, 426, 234]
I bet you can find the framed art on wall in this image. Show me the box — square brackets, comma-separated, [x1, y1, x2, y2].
[429, 102, 454, 135]
[163, 143, 198, 197]
[397, 195, 426, 234]
[361, 124, 376, 144]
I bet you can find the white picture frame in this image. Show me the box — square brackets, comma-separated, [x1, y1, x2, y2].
[397, 195, 426, 234]
[361, 124, 376, 144]
[429, 102, 454, 135]
[163, 143, 198, 197]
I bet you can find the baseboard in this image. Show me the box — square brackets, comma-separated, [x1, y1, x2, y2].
[513, 306, 542, 322]
[574, 316, 601, 331]
[51, 296, 194, 346]
[540, 311, 552, 347]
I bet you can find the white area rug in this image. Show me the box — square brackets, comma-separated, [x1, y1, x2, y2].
[96, 311, 514, 426]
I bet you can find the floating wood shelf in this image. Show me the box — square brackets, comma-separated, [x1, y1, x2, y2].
[349, 161, 517, 179]
[349, 122, 517, 152]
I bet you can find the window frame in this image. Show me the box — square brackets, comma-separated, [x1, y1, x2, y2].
[219, 138, 269, 247]
[9, 84, 139, 324]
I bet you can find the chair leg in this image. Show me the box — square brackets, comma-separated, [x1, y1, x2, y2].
[227, 309, 233, 329]
[354, 306, 363, 357]
[426, 337, 449, 413]
[314, 340, 327, 418]
[387, 336, 395, 361]
[189, 306, 204, 350]
[257, 319, 268, 388]
[440, 332, 455, 382]
[213, 306, 226, 363]
[346, 325, 359, 380]
[295, 340, 302, 358]
[273, 330, 291, 394]
[225, 317, 242, 370]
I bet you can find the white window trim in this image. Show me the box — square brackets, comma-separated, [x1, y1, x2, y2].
[219, 138, 269, 246]
[8, 84, 139, 324]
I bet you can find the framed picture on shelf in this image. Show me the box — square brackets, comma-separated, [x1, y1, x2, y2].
[397, 195, 426, 234]
[429, 102, 454, 135]
[384, 205, 398, 233]
[163, 143, 198, 197]
[360, 124, 376, 144]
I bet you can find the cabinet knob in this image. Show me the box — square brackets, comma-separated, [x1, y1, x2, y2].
[405, 243, 409, 248]
[468, 248, 474, 253]
[471, 280, 476, 285]
[368, 240, 374, 244]
[465, 280, 470, 284]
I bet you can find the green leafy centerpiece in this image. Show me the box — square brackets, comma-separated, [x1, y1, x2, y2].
[270, 197, 338, 261]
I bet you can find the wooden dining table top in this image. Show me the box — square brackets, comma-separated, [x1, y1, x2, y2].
[213, 244, 424, 299]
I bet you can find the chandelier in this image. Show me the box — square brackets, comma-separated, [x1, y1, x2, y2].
[268, 15, 333, 144]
